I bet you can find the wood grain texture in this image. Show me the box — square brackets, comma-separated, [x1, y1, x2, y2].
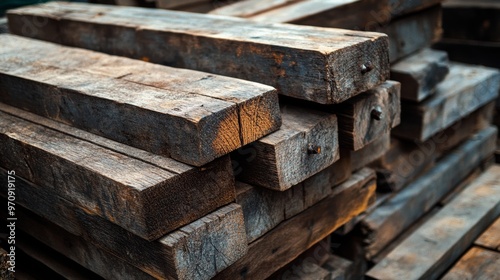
[337, 81, 400, 151]
[390, 48, 449, 102]
[393, 63, 500, 142]
[209, 0, 298, 17]
[234, 105, 339, 191]
[213, 168, 377, 280]
[0, 34, 280, 166]
[351, 131, 391, 171]
[359, 127, 497, 261]
[7, 2, 390, 104]
[0, 109, 235, 240]
[442, 246, 500, 280]
[366, 165, 500, 280]
[475, 217, 500, 252]
[0, 169, 247, 280]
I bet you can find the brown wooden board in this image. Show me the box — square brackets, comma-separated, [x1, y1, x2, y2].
[7, 2, 390, 104]
[390, 48, 449, 102]
[393, 63, 500, 142]
[0, 34, 280, 166]
[0, 169, 247, 280]
[351, 131, 391, 171]
[213, 168, 377, 280]
[359, 127, 497, 260]
[0, 108, 235, 240]
[475, 217, 500, 252]
[442, 246, 500, 280]
[366, 165, 500, 280]
[233, 105, 339, 191]
[337, 81, 400, 151]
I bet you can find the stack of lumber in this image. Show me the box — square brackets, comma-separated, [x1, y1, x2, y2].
[0, 1, 404, 279]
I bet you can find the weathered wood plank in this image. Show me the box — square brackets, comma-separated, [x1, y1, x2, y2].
[475, 217, 500, 252]
[366, 165, 500, 280]
[213, 168, 377, 280]
[233, 105, 339, 191]
[351, 131, 391, 171]
[323, 255, 355, 280]
[393, 63, 500, 142]
[0, 34, 280, 166]
[0, 110, 235, 240]
[7, 2, 390, 104]
[337, 81, 400, 151]
[442, 246, 500, 280]
[209, 0, 297, 17]
[156, 0, 210, 9]
[359, 127, 497, 260]
[390, 48, 449, 102]
[374, 102, 494, 192]
[0, 169, 247, 280]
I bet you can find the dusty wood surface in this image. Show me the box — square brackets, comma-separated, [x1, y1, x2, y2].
[337, 81, 400, 151]
[393, 63, 500, 142]
[234, 105, 339, 191]
[366, 165, 500, 280]
[351, 131, 391, 171]
[0, 34, 280, 166]
[213, 168, 376, 280]
[390, 48, 449, 102]
[0, 168, 246, 280]
[475, 217, 500, 252]
[360, 127, 497, 260]
[7, 2, 390, 104]
[442, 246, 500, 280]
[0, 109, 235, 240]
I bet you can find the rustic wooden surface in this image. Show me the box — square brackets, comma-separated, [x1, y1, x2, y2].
[475, 217, 500, 252]
[234, 105, 339, 191]
[0, 34, 280, 166]
[213, 168, 376, 280]
[442, 246, 500, 280]
[337, 81, 400, 151]
[0, 109, 235, 240]
[351, 131, 391, 171]
[366, 165, 500, 280]
[323, 254, 355, 280]
[209, 0, 298, 17]
[434, 39, 500, 69]
[390, 48, 449, 102]
[0, 168, 247, 280]
[156, 0, 209, 9]
[360, 127, 497, 260]
[7, 2, 390, 104]
[0, 247, 14, 280]
[393, 63, 500, 142]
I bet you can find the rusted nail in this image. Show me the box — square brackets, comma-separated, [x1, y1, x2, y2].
[361, 63, 373, 74]
[371, 106, 383, 121]
[307, 144, 321, 154]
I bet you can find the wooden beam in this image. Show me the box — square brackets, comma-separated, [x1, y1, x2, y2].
[366, 165, 500, 279]
[390, 48, 449, 102]
[0, 169, 247, 280]
[475, 217, 500, 252]
[351, 131, 391, 171]
[0, 34, 280, 166]
[393, 63, 500, 142]
[0, 108, 235, 240]
[442, 246, 500, 280]
[7, 2, 390, 104]
[233, 105, 339, 191]
[337, 81, 400, 151]
[209, 0, 298, 17]
[359, 127, 497, 260]
[213, 168, 377, 280]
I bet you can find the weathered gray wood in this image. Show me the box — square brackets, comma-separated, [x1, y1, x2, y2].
[213, 168, 377, 280]
[0, 169, 247, 280]
[475, 217, 500, 252]
[337, 81, 400, 151]
[442, 246, 500, 280]
[234, 105, 339, 191]
[393, 63, 500, 142]
[0, 34, 280, 166]
[7, 2, 390, 104]
[209, 0, 297, 17]
[374, 102, 494, 192]
[157, 0, 210, 9]
[366, 165, 500, 280]
[323, 255, 355, 280]
[390, 48, 449, 102]
[351, 131, 391, 171]
[0, 17, 8, 34]
[360, 127, 497, 261]
[0, 109, 235, 240]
